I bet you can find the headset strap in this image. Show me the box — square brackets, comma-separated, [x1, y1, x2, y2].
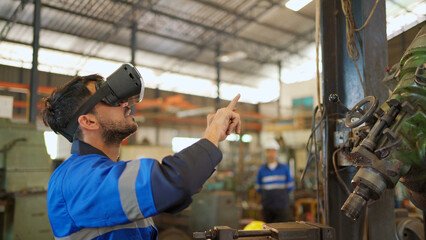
[58, 84, 111, 142]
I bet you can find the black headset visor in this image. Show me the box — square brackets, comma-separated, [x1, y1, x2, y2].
[59, 63, 144, 142]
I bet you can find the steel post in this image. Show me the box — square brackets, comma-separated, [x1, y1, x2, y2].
[216, 44, 221, 109]
[321, 0, 391, 239]
[29, 0, 41, 123]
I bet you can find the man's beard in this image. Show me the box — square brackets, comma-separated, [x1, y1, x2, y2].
[98, 116, 138, 145]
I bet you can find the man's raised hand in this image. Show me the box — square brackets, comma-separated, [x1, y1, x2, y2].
[203, 94, 241, 146]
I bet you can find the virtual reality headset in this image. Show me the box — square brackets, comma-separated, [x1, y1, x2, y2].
[59, 63, 144, 142]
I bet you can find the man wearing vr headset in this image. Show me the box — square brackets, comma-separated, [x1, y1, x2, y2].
[41, 64, 241, 240]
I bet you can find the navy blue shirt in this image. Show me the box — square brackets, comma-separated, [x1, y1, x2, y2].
[47, 139, 222, 239]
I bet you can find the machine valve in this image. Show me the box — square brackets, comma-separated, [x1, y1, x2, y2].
[329, 94, 378, 128]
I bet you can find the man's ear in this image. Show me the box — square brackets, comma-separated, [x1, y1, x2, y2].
[77, 114, 99, 131]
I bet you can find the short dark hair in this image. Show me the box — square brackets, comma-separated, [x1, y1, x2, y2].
[41, 74, 104, 141]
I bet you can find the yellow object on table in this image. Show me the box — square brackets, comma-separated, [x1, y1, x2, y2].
[243, 220, 266, 230]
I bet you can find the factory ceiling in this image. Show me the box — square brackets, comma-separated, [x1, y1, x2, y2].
[0, 0, 424, 103]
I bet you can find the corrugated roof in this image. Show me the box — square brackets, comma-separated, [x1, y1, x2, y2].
[0, 0, 424, 102]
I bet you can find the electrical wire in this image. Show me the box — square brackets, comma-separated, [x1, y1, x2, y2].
[332, 142, 351, 195]
[300, 109, 318, 182]
[301, 105, 327, 223]
[315, 120, 326, 224]
[340, 0, 366, 97]
[301, 106, 326, 181]
[314, 4, 325, 221]
[313, 110, 321, 223]
[323, 113, 329, 225]
[301, 104, 336, 223]
[340, 0, 380, 98]
[355, 0, 381, 31]
[306, 107, 327, 152]
[315, 0, 322, 113]
[302, 108, 351, 223]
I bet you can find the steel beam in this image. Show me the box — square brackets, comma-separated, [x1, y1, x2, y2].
[358, 2, 395, 240]
[278, 61, 282, 117]
[187, 0, 297, 62]
[41, 2, 316, 65]
[29, 0, 40, 123]
[195, 0, 278, 45]
[147, 8, 299, 55]
[321, 1, 393, 240]
[100, 0, 303, 56]
[215, 44, 221, 108]
[0, 19, 263, 87]
[0, 0, 28, 41]
[130, 20, 137, 133]
[131, 21, 137, 66]
[192, 0, 302, 37]
[388, 0, 416, 14]
[1, 37, 260, 89]
[82, 0, 147, 60]
[321, 0, 363, 239]
[41, 3, 203, 48]
[39, 4, 286, 65]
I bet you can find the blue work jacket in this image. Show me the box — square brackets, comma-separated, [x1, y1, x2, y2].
[47, 139, 222, 240]
[255, 163, 294, 209]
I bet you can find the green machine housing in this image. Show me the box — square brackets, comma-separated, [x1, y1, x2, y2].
[0, 118, 53, 239]
[340, 25, 426, 220]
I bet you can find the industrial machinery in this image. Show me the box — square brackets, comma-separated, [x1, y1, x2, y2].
[193, 22, 425, 240]
[193, 222, 335, 240]
[338, 25, 426, 221]
[190, 191, 240, 233]
[0, 118, 53, 239]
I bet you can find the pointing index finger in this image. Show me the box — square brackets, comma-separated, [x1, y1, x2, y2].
[227, 94, 240, 110]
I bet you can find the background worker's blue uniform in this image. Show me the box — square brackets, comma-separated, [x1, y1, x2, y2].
[255, 163, 294, 223]
[47, 139, 222, 240]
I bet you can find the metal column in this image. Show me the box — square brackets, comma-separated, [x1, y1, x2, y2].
[129, 21, 137, 144]
[29, 0, 41, 123]
[320, 1, 392, 240]
[356, 2, 395, 240]
[131, 21, 137, 66]
[215, 44, 221, 109]
[278, 61, 282, 118]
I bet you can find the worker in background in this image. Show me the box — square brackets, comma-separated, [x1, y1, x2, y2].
[255, 140, 294, 223]
[41, 67, 241, 240]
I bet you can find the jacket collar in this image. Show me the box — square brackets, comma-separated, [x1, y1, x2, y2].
[266, 162, 281, 170]
[71, 140, 108, 157]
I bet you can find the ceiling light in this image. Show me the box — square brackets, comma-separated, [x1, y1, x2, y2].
[242, 134, 253, 143]
[285, 0, 312, 12]
[216, 51, 247, 63]
[226, 133, 240, 142]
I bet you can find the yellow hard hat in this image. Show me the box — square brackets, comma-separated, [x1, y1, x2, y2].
[243, 220, 265, 230]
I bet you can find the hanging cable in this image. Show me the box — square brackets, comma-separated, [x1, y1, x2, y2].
[302, 104, 327, 223]
[355, 0, 381, 31]
[332, 142, 351, 195]
[312, 107, 321, 223]
[323, 113, 329, 225]
[315, 0, 322, 114]
[301, 106, 326, 182]
[340, 0, 380, 97]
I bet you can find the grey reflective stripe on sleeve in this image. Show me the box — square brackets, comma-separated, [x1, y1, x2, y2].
[54, 217, 154, 240]
[118, 160, 144, 220]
